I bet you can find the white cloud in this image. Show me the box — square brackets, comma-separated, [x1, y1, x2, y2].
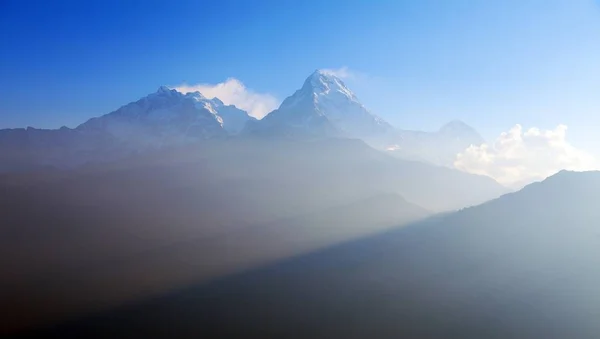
[320, 67, 355, 79]
[454, 124, 600, 188]
[174, 78, 279, 119]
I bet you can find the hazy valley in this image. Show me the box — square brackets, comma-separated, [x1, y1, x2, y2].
[1, 70, 597, 339]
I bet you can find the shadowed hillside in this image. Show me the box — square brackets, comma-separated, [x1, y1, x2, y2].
[3, 137, 504, 334]
[25, 170, 600, 339]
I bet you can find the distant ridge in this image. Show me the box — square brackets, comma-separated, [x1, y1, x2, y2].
[0, 70, 487, 172]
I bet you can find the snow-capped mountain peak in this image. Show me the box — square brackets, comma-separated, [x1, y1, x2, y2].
[278, 70, 359, 112]
[250, 70, 393, 139]
[76, 85, 256, 148]
[301, 69, 358, 101]
[156, 85, 171, 93]
[184, 90, 208, 101]
[154, 85, 183, 97]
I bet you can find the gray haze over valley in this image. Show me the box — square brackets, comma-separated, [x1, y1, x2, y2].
[2, 71, 599, 339]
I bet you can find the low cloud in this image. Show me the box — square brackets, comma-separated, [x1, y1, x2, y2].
[175, 78, 279, 119]
[320, 67, 355, 79]
[454, 124, 600, 188]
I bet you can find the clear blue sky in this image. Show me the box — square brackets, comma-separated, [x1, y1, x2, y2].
[1, 0, 599, 150]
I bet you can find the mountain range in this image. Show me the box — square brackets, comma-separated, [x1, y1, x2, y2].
[1, 70, 516, 335]
[0, 70, 485, 172]
[1, 70, 597, 339]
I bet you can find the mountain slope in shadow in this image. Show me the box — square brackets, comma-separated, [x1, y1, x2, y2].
[2, 138, 443, 334]
[29, 170, 600, 339]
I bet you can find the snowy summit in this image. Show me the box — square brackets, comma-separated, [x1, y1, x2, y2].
[245, 70, 393, 138]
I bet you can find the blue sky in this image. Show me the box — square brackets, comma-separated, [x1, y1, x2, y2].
[1, 0, 599, 152]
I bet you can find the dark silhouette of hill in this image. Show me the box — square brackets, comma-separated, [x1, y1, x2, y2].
[25, 170, 600, 339]
[3, 137, 488, 334]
